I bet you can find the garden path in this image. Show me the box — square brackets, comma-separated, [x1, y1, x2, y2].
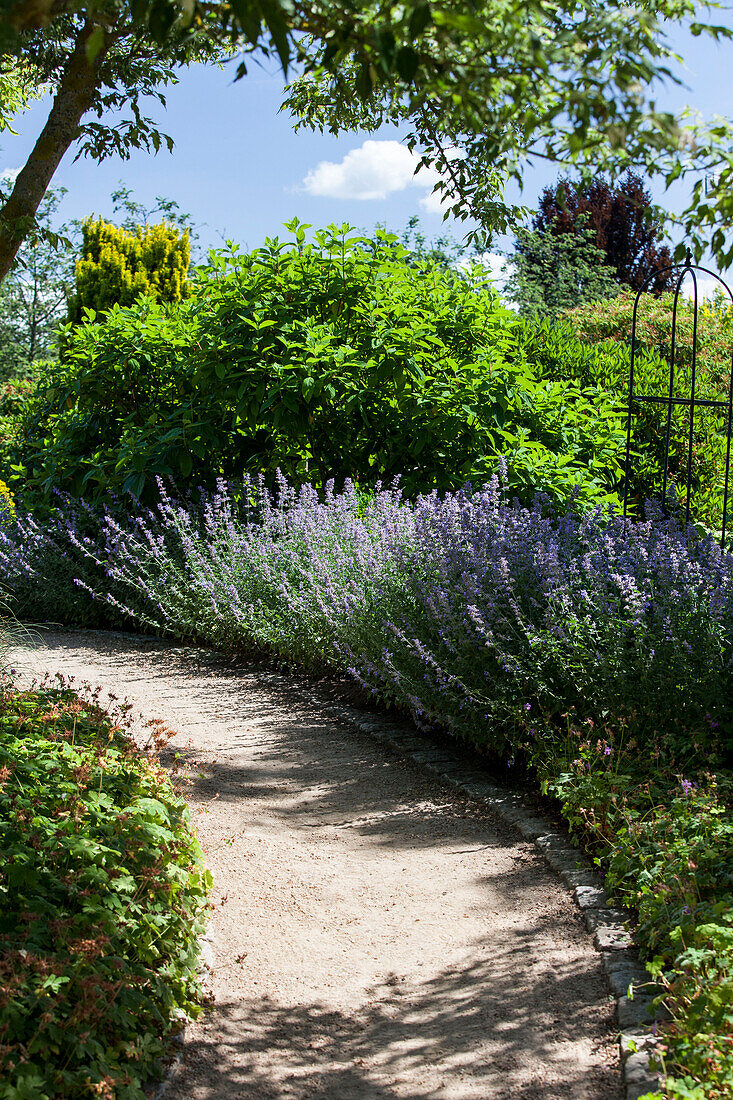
[12, 631, 622, 1100]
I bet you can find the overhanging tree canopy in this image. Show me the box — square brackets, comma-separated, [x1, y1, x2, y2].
[0, 1, 733, 276]
[0, 9, 224, 281]
[282, 2, 733, 268]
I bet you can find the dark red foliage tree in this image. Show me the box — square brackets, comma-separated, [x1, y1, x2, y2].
[534, 173, 675, 293]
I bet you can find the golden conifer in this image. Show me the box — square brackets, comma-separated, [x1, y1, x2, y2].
[67, 218, 190, 322]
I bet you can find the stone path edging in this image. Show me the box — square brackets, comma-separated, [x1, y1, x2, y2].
[282, 679, 665, 1100]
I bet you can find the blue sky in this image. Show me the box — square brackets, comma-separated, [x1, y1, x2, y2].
[3, 19, 733, 261]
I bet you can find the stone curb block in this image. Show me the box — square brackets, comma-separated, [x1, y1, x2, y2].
[514, 816, 550, 841]
[618, 995, 659, 1031]
[620, 1030, 658, 1058]
[576, 885, 609, 909]
[605, 952, 652, 1001]
[625, 1051, 662, 1100]
[558, 867, 601, 889]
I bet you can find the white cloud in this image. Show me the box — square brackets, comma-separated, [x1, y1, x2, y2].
[0, 168, 20, 186]
[681, 272, 724, 301]
[302, 140, 439, 202]
[419, 185, 452, 214]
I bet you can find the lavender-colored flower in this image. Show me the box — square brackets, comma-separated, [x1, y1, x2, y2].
[0, 468, 730, 765]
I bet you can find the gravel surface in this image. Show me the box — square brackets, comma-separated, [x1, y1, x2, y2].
[11, 631, 622, 1100]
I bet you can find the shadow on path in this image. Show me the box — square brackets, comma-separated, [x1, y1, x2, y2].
[178, 946, 614, 1100]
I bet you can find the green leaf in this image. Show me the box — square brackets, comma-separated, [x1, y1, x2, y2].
[408, 2, 433, 38]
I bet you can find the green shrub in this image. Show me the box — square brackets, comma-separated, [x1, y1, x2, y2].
[518, 311, 730, 530]
[8, 303, 202, 501]
[0, 685, 210, 1099]
[66, 218, 190, 324]
[504, 219, 619, 318]
[6, 221, 628, 509]
[566, 289, 733, 390]
[0, 367, 49, 452]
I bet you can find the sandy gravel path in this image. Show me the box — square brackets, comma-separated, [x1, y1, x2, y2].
[11, 631, 621, 1100]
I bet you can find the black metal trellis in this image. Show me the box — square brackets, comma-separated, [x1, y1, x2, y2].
[622, 251, 733, 550]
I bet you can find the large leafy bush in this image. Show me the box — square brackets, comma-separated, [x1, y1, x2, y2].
[6, 222, 626, 508]
[11, 302, 202, 501]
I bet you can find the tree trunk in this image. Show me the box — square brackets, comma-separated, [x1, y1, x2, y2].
[0, 21, 108, 284]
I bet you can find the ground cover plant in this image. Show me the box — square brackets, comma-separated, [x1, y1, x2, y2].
[0, 681, 211, 1099]
[0, 471, 729, 1096]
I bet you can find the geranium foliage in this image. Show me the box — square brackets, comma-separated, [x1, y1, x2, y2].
[0, 684, 211, 1099]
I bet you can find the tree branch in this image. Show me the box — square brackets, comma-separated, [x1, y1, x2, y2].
[417, 108, 469, 212]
